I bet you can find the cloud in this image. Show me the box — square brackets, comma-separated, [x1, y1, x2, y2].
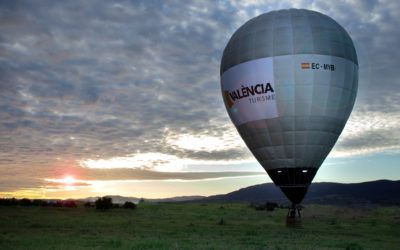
[0, 0, 399, 193]
[0, 0, 246, 169]
[0, 165, 263, 196]
[79, 152, 254, 172]
[332, 109, 400, 157]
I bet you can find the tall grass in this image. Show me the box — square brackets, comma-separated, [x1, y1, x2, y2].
[0, 203, 399, 249]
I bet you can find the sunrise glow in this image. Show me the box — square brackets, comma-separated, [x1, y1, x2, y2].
[61, 176, 76, 185]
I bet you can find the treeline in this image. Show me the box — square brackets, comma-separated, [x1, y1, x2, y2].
[87, 197, 137, 210]
[0, 197, 137, 210]
[0, 198, 78, 207]
[249, 201, 280, 211]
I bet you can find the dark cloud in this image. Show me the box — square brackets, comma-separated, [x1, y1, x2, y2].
[0, 0, 399, 193]
[338, 129, 399, 152]
[0, 0, 237, 164]
[58, 169, 263, 182]
[0, 163, 262, 194]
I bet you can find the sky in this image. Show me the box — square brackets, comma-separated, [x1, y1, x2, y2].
[0, 0, 399, 199]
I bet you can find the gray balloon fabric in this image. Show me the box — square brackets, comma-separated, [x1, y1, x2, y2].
[220, 9, 358, 204]
[221, 9, 358, 74]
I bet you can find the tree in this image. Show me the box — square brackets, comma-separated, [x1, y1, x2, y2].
[122, 201, 136, 209]
[84, 201, 94, 208]
[0, 198, 18, 206]
[63, 200, 77, 208]
[19, 198, 32, 206]
[32, 199, 48, 207]
[95, 197, 113, 210]
[266, 202, 278, 211]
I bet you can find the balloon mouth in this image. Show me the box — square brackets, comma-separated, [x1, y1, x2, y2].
[280, 186, 309, 204]
[266, 168, 318, 204]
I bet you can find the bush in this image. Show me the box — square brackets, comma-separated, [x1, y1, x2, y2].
[123, 201, 137, 209]
[54, 201, 63, 207]
[95, 197, 113, 210]
[252, 201, 278, 211]
[63, 200, 77, 208]
[20, 198, 32, 206]
[32, 199, 49, 207]
[0, 198, 18, 206]
[217, 218, 225, 225]
[84, 202, 94, 208]
[266, 202, 278, 211]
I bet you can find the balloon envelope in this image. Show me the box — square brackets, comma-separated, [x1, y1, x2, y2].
[220, 9, 358, 204]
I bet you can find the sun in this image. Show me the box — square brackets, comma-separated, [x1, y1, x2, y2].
[61, 176, 76, 185]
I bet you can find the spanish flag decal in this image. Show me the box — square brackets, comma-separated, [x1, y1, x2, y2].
[301, 62, 310, 69]
[224, 91, 234, 108]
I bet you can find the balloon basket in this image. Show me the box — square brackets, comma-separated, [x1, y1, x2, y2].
[286, 204, 302, 228]
[286, 216, 302, 228]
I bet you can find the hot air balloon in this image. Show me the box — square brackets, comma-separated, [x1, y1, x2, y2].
[220, 9, 358, 224]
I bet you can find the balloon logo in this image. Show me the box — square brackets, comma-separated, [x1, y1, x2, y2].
[220, 9, 358, 222]
[223, 91, 234, 108]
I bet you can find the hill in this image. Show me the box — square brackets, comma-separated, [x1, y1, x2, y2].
[200, 180, 400, 205]
[78, 180, 400, 206]
[81, 195, 205, 204]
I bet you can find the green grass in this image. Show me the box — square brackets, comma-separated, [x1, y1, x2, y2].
[0, 203, 399, 249]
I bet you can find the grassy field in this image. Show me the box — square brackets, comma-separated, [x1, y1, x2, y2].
[0, 203, 399, 249]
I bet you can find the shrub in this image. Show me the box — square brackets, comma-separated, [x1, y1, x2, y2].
[63, 200, 77, 208]
[54, 201, 63, 207]
[252, 202, 279, 211]
[0, 198, 18, 206]
[84, 202, 94, 208]
[95, 197, 113, 210]
[20, 198, 32, 206]
[123, 201, 137, 209]
[217, 218, 225, 225]
[266, 202, 278, 211]
[32, 199, 48, 207]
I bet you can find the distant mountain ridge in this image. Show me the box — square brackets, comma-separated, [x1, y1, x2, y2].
[200, 180, 400, 205]
[79, 180, 400, 206]
[81, 195, 205, 204]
